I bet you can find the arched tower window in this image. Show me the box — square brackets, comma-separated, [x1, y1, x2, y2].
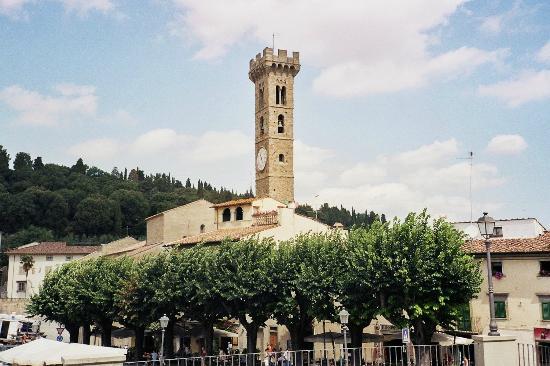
[281, 86, 286, 105]
[278, 115, 284, 133]
[260, 116, 264, 135]
[222, 208, 231, 222]
[275, 86, 280, 104]
[200, 224, 205, 233]
[279, 154, 285, 162]
[236, 207, 244, 221]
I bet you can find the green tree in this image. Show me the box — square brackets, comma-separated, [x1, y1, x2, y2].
[208, 238, 276, 355]
[19, 254, 34, 297]
[74, 195, 121, 236]
[0, 145, 10, 179]
[32, 157, 44, 170]
[337, 225, 383, 353]
[75, 257, 132, 346]
[378, 211, 482, 345]
[272, 233, 344, 350]
[109, 189, 149, 236]
[71, 158, 88, 174]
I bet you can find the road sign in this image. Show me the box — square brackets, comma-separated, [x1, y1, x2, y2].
[56, 335, 63, 342]
[401, 328, 410, 344]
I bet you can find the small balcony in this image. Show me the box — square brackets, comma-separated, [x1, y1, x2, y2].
[252, 210, 278, 226]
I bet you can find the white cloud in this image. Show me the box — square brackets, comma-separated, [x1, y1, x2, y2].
[169, 0, 505, 97]
[294, 138, 504, 221]
[478, 70, 550, 107]
[68, 138, 120, 160]
[0, 0, 30, 17]
[536, 41, 550, 64]
[0, 84, 97, 125]
[487, 134, 528, 155]
[0, 0, 116, 17]
[479, 15, 502, 34]
[68, 128, 253, 190]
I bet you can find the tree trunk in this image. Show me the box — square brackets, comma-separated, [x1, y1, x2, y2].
[134, 326, 145, 361]
[349, 323, 366, 366]
[243, 322, 259, 366]
[202, 320, 215, 355]
[164, 321, 175, 358]
[101, 321, 113, 347]
[67, 323, 80, 343]
[82, 324, 91, 345]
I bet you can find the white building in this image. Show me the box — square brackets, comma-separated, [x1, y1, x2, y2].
[5, 242, 99, 299]
[453, 217, 546, 240]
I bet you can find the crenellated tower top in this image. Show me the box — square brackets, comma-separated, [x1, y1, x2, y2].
[249, 47, 300, 83]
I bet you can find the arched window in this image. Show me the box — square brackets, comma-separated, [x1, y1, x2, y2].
[278, 115, 284, 133]
[200, 224, 205, 233]
[279, 154, 285, 162]
[281, 86, 286, 105]
[236, 207, 244, 221]
[260, 116, 264, 135]
[222, 208, 231, 222]
[275, 86, 280, 104]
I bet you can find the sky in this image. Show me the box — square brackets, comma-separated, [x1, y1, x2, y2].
[0, 0, 549, 226]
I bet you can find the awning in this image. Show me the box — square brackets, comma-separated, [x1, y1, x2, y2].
[304, 332, 384, 344]
[431, 332, 473, 346]
[0, 338, 127, 366]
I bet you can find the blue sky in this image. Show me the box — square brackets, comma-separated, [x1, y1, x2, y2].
[0, 0, 549, 226]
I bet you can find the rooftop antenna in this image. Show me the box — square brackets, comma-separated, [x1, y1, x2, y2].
[458, 151, 474, 222]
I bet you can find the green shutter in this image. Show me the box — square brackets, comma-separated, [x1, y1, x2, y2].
[495, 301, 507, 319]
[542, 303, 550, 321]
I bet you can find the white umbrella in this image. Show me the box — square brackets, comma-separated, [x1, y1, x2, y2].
[0, 338, 127, 366]
[431, 332, 473, 346]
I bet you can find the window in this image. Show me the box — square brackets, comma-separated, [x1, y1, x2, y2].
[65, 256, 72, 261]
[492, 261, 504, 279]
[276, 86, 280, 104]
[236, 207, 243, 221]
[222, 208, 231, 222]
[277, 115, 284, 133]
[494, 295, 507, 319]
[540, 261, 550, 277]
[278, 154, 285, 162]
[541, 299, 550, 321]
[281, 86, 286, 105]
[200, 224, 206, 233]
[46, 255, 53, 261]
[16, 281, 26, 293]
[259, 88, 264, 107]
[260, 117, 265, 135]
[493, 226, 503, 237]
[457, 304, 472, 331]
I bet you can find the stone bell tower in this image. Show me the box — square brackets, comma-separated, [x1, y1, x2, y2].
[249, 47, 300, 204]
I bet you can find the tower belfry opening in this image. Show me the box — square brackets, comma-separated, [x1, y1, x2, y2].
[249, 47, 300, 204]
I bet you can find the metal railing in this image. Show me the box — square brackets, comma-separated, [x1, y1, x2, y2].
[518, 344, 550, 366]
[124, 345, 474, 366]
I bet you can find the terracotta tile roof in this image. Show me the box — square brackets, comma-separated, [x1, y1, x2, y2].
[165, 225, 277, 246]
[462, 232, 550, 255]
[211, 197, 255, 208]
[6, 242, 100, 255]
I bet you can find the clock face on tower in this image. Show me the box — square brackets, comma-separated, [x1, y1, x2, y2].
[256, 147, 267, 171]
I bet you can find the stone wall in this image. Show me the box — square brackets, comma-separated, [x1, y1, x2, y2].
[0, 298, 28, 314]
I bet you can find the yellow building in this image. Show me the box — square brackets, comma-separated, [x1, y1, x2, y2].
[463, 231, 550, 345]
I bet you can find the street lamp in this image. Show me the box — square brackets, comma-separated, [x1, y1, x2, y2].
[339, 309, 349, 366]
[159, 314, 169, 364]
[477, 212, 499, 336]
